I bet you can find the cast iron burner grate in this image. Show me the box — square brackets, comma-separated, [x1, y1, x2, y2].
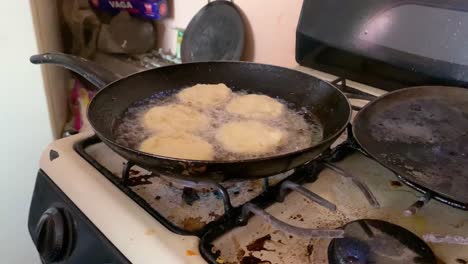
[74, 132, 380, 263]
[72, 76, 447, 263]
[72, 76, 386, 263]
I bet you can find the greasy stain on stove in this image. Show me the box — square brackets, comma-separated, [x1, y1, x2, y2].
[390, 180, 402, 188]
[236, 234, 317, 264]
[246, 235, 272, 252]
[126, 169, 154, 186]
[49, 149, 59, 161]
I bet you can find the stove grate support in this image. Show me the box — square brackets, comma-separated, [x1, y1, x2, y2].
[74, 134, 362, 263]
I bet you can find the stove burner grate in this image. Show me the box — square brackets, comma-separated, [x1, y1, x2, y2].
[74, 136, 195, 235]
[71, 75, 464, 263]
[74, 127, 383, 263]
[75, 136, 369, 262]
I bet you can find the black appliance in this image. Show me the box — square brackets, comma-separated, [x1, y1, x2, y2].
[296, 0, 468, 90]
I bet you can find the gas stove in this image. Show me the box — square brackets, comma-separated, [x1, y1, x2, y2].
[29, 0, 468, 262]
[28, 70, 468, 264]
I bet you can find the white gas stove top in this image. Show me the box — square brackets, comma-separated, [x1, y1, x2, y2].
[38, 67, 468, 264]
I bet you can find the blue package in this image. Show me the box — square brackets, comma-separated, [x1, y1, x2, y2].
[89, 0, 168, 20]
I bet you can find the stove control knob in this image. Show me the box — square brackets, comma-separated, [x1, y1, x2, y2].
[34, 207, 71, 262]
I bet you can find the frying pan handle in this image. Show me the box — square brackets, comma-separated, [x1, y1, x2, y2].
[30, 52, 121, 90]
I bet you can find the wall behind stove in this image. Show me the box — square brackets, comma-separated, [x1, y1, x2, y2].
[0, 2, 51, 263]
[156, 0, 303, 67]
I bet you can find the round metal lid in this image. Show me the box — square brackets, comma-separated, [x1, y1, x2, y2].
[328, 219, 436, 264]
[181, 0, 245, 63]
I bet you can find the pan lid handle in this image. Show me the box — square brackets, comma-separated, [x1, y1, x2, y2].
[30, 52, 121, 90]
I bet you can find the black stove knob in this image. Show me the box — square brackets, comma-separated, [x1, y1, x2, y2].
[34, 207, 71, 262]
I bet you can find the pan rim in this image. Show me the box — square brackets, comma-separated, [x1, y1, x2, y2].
[352, 85, 468, 129]
[352, 85, 468, 143]
[87, 60, 352, 164]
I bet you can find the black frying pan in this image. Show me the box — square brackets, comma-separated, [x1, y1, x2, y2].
[353, 86, 468, 209]
[31, 53, 351, 182]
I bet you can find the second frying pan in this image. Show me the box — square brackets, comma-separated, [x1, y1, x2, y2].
[353, 86, 468, 209]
